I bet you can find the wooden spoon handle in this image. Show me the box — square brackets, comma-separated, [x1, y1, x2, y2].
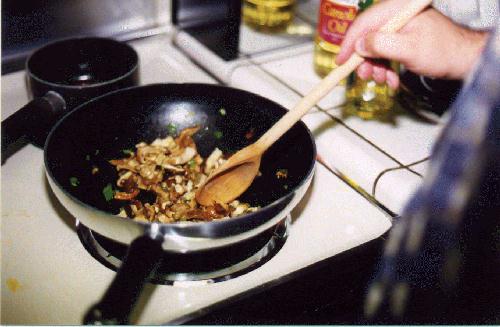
[255, 0, 433, 151]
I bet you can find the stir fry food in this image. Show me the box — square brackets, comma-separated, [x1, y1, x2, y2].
[109, 126, 258, 223]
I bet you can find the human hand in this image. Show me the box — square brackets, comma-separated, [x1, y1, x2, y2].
[335, 0, 488, 89]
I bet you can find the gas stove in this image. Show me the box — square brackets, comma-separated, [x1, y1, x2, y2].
[1, 12, 443, 322]
[77, 217, 289, 285]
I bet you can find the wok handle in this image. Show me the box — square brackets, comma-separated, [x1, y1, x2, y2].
[83, 235, 164, 325]
[1, 91, 66, 163]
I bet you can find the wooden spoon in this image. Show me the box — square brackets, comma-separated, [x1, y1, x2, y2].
[196, 0, 433, 206]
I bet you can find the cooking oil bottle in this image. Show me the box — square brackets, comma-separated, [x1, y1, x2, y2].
[242, 0, 296, 32]
[314, 0, 397, 118]
[313, 0, 359, 79]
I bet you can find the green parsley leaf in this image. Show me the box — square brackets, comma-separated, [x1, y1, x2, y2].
[167, 123, 177, 135]
[102, 183, 114, 202]
[188, 159, 196, 169]
[122, 149, 134, 155]
[214, 130, 223, 139]
[69, 177, 80, 187]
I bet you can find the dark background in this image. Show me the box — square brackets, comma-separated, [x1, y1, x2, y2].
[180, 236, 386, 324]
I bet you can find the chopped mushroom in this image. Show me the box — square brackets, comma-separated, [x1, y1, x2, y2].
[204, 148, 223, 174]
[231, 203, 249, 217]
[169, 146, 196, 165]
[151, 136, 176, 149]
[109, 126, 258, 223]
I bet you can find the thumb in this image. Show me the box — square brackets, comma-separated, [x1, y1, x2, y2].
[355, 31, 413, 63]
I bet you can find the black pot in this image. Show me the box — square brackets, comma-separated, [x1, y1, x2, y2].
[1, 37, 139, 162]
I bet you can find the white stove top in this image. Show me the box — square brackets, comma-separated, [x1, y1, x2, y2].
[1, 23, 438, 324]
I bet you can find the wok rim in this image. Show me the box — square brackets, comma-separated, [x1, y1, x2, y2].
[44, 83, 317, 233]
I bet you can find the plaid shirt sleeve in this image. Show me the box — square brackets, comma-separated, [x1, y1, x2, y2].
[432, 0, 499, 29]
[364, 20, 500, 324]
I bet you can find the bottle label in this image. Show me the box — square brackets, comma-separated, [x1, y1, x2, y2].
[317, 0, 358, 46]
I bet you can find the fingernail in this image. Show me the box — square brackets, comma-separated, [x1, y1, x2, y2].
[355, 38, 367, 55]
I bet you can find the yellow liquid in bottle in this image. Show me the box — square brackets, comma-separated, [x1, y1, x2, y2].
[344, 61, 399, 119]
[313, 34, 343, 79]
[345, 0, 397, 119]
[242, 0, 296, 32]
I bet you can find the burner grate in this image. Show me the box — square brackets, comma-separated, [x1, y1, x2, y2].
[77, 217, 289, 285]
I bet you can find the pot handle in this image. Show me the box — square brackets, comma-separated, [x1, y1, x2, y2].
[1, 91, 66, 163]
[83, 234, 164, 325]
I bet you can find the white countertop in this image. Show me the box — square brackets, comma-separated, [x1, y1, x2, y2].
[1, 32, 392, 324]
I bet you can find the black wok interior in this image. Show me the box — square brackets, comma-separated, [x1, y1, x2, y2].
[27, 38, 138, 86]
[45, 84, 315, 218]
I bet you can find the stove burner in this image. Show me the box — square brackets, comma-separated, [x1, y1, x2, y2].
[77, 217, 289, 285]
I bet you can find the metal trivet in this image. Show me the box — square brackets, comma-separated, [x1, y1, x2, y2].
[76, 216, 290, 285]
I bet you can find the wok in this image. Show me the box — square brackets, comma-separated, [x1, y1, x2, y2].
[44, 83, 316, 324]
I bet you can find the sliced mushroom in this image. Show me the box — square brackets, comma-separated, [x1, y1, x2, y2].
[109, 158, 139, 172]
[136, 146, 165, 164]
[160, 162, 184, 173]
[176, 126, 200, 148]
[114, 189, 140, 200]
[139, 165, 163, 183]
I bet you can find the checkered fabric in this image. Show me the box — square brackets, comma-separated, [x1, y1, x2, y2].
[364, 19, 500, 324]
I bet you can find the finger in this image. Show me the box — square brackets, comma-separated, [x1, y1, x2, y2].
[355, 31, 413, 63]
[335, 18, 374, 65]
[356, 62, 373, 80]
[372, 66, 387, 84]
[386, 70, 400, 89]
[336, 10, 380, 64]
[336, 0, 407, 65]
